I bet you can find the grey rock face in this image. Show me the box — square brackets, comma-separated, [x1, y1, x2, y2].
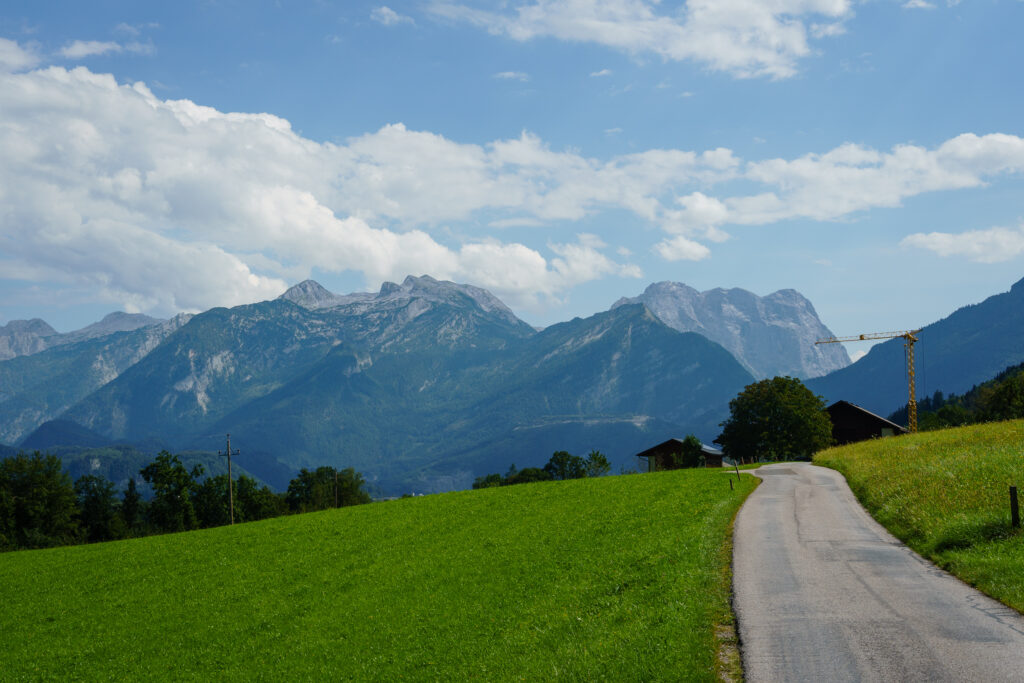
[280, 275, 526, 329]
[612, 282, 850, 379]
[0, 318, 60, 360]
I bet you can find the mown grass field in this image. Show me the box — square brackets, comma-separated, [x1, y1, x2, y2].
[815, 419, 1024, 612]
[0, 469, 756, 681]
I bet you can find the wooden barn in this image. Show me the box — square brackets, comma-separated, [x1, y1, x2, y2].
[636, 438, 724, 472]
[826, 400, 908, 445]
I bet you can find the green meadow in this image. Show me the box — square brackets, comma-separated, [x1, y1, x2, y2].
[815, 419, 1024, 612]
[0, 469, 756, 681]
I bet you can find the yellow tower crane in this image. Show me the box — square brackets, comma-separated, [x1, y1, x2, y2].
[815, 330, 922, 433]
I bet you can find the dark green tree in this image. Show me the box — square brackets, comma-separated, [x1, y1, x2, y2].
[544, 451, 587, 480]
[286, 466, 371, 513]
[140, 451, 203, 533]
[0, 452, 78, 550]
[74, 474, 125, 543]
[235, 475, 286, 522]
[472, 473, 504, 489]
[506, 467, 552, 484]
[980, 373, 1024, 422]
[673, 435, 706, 469]
[584, 450, 611, 477]
[193, 474, 232, 528]
[120, 477, 143, 535]
[716, 377, 833, 463]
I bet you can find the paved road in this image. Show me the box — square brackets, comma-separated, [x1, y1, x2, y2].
[733, 462, 1024, 682]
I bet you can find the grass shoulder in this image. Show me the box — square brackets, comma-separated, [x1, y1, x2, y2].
[0, 469, 758, 681]
[814, 419, 1024, 612]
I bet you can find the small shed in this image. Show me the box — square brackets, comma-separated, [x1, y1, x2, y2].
[636, 438, 724, 472]
[827, 400, 908, 445]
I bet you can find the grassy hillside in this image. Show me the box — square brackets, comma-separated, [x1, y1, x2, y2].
[0, 469, 756, 681]
[815, 420, 1024, 612]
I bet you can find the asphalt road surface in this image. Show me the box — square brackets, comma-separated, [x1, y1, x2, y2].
[733, 462, 1024, 682]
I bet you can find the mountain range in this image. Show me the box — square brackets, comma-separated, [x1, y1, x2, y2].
[4, 274, 1021, 494]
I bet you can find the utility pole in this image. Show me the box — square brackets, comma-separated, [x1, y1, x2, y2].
[219, 434, 240, 524]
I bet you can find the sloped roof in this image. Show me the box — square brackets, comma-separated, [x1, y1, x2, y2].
[636, 438, 723, 459]
[826, 400, 907, 433]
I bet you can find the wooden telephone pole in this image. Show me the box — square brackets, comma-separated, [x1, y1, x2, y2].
[219, 434, 240, 524]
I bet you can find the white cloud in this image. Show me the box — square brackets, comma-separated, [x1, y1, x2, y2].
[114, 22, 160, 36]
[60, 40, 122, 58]
[0, 38, 40, 72]
[59, 40, 153, 59]
[493, 70, 530, 81]
[372, 6, 415, 26]
[590, 68, 612, 77]
[654, 236, 711, 261]
[902, 0, 935, 8]
[0, 60, 642, 315]
[4, 49, 1024, 315]
[429, 0, 853, 79]
[901, 225, 1024, 263]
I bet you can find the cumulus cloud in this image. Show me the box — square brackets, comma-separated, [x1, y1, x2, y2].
[901, 225, 1024, 263]
[429, 0, 853, 79]
[3, 48, 1024, 315]
[590, 68, 612, 77]
[0, 38, 40, 72]
[372, 6, 415, 25]
[0, 60, 642, 315]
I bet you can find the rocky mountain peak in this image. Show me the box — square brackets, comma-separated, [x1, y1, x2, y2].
[67, 312, 165, 342]
[0, 318, 60, 361]
[278, 279, 349, 309]
[613, 281, 850, 380]
[0, 318, 58, 336]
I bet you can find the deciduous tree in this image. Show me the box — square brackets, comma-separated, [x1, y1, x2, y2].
[140, 451, 203, 533]
[716, 377, 832, 463]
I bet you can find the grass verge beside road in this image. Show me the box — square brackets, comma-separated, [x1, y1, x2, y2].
[0, 469, 756, 681]
[815, 419, 1024, 612]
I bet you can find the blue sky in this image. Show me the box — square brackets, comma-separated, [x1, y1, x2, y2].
[1, 1, 1023, 359]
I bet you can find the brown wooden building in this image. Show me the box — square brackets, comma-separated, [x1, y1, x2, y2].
[826, 400, 907, 445]
[636, 438, 724, 472]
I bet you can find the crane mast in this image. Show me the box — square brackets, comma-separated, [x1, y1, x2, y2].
[815, 330, 922, 433]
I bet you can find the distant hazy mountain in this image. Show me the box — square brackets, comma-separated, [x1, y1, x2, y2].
[58, 278, 753, 492]
[0, 319, 60, 360]
[807, 276, 1024, 417]
[0, 314, 192, 444]
[62, 312, 165, 343]
[0, 312, 166, 361]
[613, 282, 850, 380]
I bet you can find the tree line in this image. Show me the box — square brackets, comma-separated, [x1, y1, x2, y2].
[472, 449, 611, 489]
[0, 450, 371, 552]
[888, 361, 1024, 430]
